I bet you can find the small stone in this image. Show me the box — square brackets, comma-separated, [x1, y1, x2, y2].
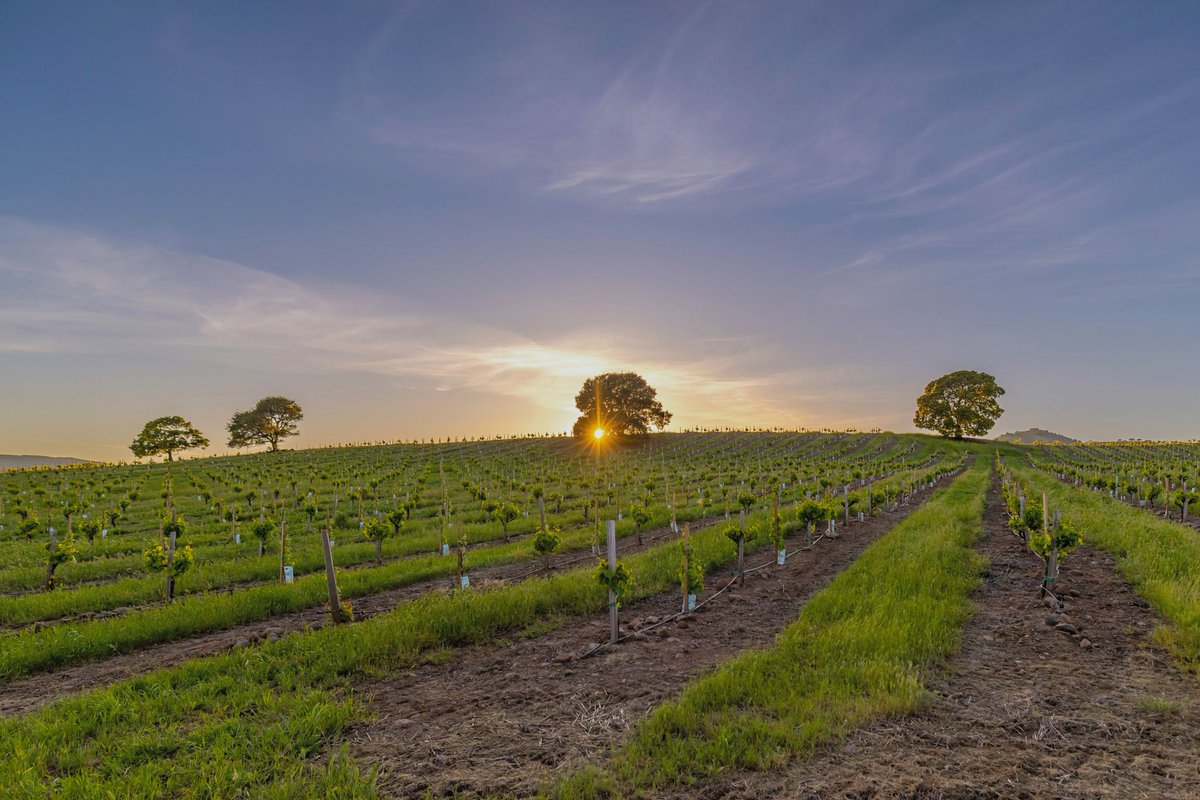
[1055, 623, 1079, 636]
[234, 638, 249, 648]
[1044, 615, 1060, 626]
[267, 632, 279, 642]
[553, 652, 573, 664]
[112, 607, 132, 615]
[1042, 597, 1059, 610]
[1079, 638, 1093, 649]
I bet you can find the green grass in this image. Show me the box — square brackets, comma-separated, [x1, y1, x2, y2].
[1014, 461, 1200, 678]
[547, 457, 990, 798]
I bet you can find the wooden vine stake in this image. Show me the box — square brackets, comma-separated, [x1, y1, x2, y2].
[455, 521, 467, 591]
[320, 522, 344, 623]
[278, 516, 287, 584]
[606, 519, 618, 644]
[165, 511, 178, 601]
[737, 508, 746, 586]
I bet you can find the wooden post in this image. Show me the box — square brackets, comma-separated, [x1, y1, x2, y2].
[844, 484, 849, 524]
[455, 521, 466, 591]
[737, 509, 745, 585]
[680, 527, 690, 614]
[607, 520, 618, 644]
[321, 525, 343, 622]
[45, 526, 57, 590]
[279, 516, 287, 584]
[166, 526, 177, 601]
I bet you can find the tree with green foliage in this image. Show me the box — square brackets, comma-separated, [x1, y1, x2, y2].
[227, 396, 304, 452]
[129, 416, 209, 462]
[145, 516, 193, 600]
[363, 517, 389, 563]
[913, 370, 1005, 439]
[490, 501, 521, 542]
[571, 372, 672, 441]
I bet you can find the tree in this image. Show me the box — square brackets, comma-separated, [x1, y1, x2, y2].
[571, 372, 671, 441]
[913, 370, 1005, 440]
[227, 396, 303, 451]
[130, 416, 209, 462]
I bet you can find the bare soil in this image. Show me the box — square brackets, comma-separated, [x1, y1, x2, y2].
[722, 483, 1200, 800]
[344, 486, 944, 798]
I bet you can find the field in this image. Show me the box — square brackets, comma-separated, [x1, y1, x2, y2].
[0, 432, 1197, 798]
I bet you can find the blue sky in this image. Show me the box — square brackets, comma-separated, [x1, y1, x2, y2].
[3, 1, 1199, 459]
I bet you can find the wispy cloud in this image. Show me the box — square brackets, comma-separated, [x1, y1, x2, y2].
[0, 218, 824, 429]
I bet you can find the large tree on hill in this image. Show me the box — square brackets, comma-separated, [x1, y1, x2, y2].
[227, 396, 303, 451]
[129, 416, 209, 462]
[571, 372, 671, 441]
[914, 370, 1005, 440]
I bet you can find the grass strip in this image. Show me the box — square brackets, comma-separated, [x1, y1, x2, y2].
[1014, 460, 1200, 677]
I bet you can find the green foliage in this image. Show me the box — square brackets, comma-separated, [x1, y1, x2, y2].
[144, 543, 195, 578]
[769, 497, 784, 551]
[796, 499, 827, 528]
[532, 525, 561, 557]
[594, 560, 632, 606]
[129, 416, 209, 462]
[250, 519, 274, 546]
[362, 517, 387, 544]
[680, 549, 704, 595]
[913, 369, 1005, 439]
[47, 536, 79, 569]
[78, 519, 102, 542]
[226, 396, 303, 451]
[1028, 518, 1082, 560]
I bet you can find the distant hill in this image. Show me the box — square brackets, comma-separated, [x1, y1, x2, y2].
[0, 454, 92, 470]
[996, 429, 1077, 445]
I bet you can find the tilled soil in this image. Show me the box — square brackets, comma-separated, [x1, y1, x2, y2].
[345, 486, 944, 798]
[0, 514, 733, 717]
[726, 483, 1200, 800]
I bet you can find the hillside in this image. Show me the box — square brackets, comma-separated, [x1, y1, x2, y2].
[0, 454, 91, 470]
[995, 429, 1077, 445]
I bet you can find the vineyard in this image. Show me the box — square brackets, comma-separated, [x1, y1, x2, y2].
[0, 432, 1197, 797]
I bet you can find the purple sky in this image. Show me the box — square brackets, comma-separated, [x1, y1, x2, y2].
[3, 1, 1199, 460]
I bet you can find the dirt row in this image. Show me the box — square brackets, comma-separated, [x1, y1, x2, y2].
[343, 486, 944, 798]
[0, 477, 944, 718]
[719, 481, 1200, 799]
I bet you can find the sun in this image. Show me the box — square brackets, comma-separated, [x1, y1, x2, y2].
[593, 427, 605, 440]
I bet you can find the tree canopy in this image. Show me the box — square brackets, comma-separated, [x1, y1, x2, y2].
[913, 370, 1005, 439]
[571, 372, 671, 441]
[129, 416, 209, 462]
[227, 396, 303, 451]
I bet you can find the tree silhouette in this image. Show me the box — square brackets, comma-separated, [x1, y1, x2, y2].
[571, 372, 671, 441]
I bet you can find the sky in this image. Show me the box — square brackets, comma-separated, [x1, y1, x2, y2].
[2, 1, 1200, 461]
